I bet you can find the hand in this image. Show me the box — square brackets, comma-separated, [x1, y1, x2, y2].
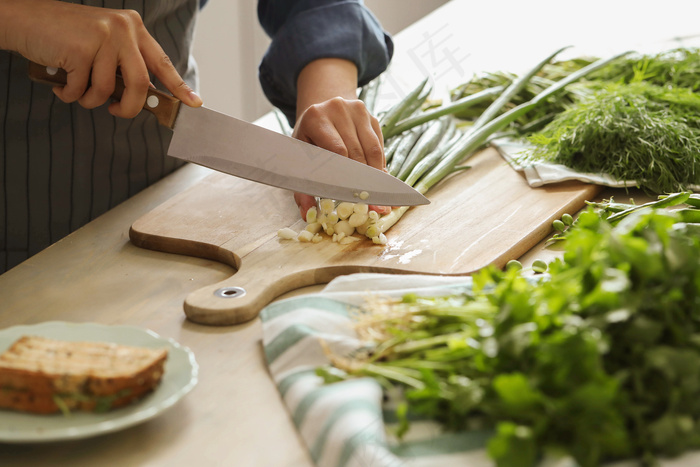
[292, 97, 391, 220]
[0, 0, 202, 118]
[292, 58, 391, 221]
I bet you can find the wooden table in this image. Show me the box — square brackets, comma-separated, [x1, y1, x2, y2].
[0, 1, 695, 465]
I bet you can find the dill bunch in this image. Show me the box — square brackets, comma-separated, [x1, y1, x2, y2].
[589, 47, 700, 91]
[527, 81, 700, 193]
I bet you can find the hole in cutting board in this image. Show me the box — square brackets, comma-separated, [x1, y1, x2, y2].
[214, 286, 247, 298]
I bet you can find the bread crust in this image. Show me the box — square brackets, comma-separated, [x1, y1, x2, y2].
[0, 336, 168, 414]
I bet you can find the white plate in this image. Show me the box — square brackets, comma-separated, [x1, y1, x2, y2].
[0, 321, 198, 443]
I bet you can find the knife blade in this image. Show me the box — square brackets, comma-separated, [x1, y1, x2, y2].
[27, 62, 429, 207]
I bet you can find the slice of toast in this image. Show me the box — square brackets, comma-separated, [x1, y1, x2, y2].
[0, 335, 168, 414]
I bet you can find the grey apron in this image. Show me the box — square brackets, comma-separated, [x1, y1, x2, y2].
[0, 0, 200, 273]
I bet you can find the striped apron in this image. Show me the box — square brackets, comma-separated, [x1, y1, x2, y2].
[0, 0, 200, 273]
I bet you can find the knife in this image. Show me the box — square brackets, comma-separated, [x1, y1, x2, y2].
[27, 62, 429, 207]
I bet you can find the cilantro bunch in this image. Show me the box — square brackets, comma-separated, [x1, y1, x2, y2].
[481, 208, 700, 465]
[321, 208, 700, 466]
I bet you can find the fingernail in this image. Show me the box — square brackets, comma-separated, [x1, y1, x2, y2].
[189, 90, 203, 107]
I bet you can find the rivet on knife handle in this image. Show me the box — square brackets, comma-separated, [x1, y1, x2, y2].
[26, 61, 181, 129]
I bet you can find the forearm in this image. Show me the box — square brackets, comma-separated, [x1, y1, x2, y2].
[0, 0, 42, 52]
[295, 58, 359, 122]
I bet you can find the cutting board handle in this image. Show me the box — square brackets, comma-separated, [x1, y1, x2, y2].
[184, 266, 322, 325]
[26, 61, 181, 128]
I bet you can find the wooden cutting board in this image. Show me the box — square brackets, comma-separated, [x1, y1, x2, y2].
[130, 147, 601, 325]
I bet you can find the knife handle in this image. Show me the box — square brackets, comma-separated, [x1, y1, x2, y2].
[27, 61, 181, 129]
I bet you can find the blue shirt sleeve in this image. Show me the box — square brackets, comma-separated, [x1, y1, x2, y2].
[257, 0, 394, 126]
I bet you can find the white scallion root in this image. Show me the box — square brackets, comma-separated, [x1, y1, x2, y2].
[319, 198, 335, 215]
[305, 222, 323, 234]
[372, 233, 388, 245]
[348, 212, 369, 228]
[336, 202, 355, 220]
[306, 206, 318, 223]
[279, 198, 401, 246]
[277, 228, 298, 240]
[297, 230, 314, 242]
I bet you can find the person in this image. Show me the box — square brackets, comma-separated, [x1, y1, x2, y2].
[0, 0, 393, 274]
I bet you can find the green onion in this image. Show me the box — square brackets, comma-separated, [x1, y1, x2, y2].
[380, 77, 430, 138]
[396, 117, 450, 181]
[387, 125, 425, 177]
[382, 134, 404, 166]
[367, 49, 631, 242]
[470, 46, 571, 131]
[384, 86, 504, 138]
[404, 122, 459, 187]
[605, 191, 690, 225]
[413, 50, 630, 196]
[400, 85, 432, 122]
[359, 76, 381, 114]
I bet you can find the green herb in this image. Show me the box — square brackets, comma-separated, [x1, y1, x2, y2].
[94, 394, 118, 413]
[548, 191, 697, 244]
[320, 207, 700, 466]
[448, 47, 700, 195]
[589, 47, 700, 91]
[52, 395, 72, 417]
[50, 388, 133, 416]
[450, 57, 598, 133]
[527, 81, 700, 193]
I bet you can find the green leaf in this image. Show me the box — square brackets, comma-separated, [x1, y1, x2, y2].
[492, 373, 543, 416]
[487, 421, 537, 467]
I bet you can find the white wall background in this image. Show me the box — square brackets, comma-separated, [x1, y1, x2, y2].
[192, 0, 449, 122]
